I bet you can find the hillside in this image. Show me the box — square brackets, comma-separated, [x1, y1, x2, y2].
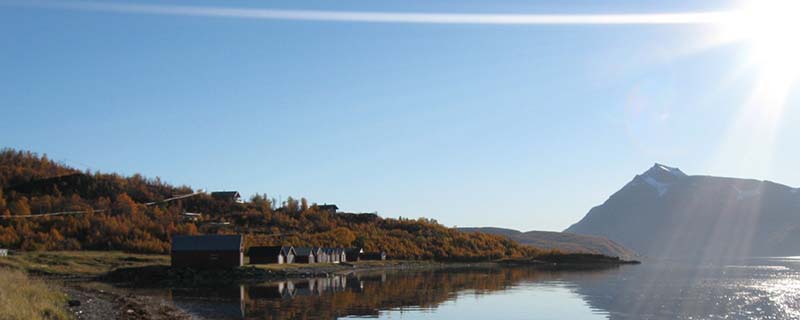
[566, 163, 800, 258]
[458, 228, 636, 259]
[0, 149, 540, 261]
[457, 227, 522, 238]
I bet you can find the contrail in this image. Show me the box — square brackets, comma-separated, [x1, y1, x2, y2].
[2, 0, 735, 25]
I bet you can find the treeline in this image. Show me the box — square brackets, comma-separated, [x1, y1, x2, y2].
[0, 149, 539, 260]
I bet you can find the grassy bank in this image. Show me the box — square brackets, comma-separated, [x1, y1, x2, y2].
[0, 251, 637, 287]
[0, 268, 69, 320]
[0, 251, 169, 276]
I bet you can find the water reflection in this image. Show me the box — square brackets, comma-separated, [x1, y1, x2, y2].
[166, 267, 613, 319]
[572, 258, 800, 320]
[164, 259, 800, 320]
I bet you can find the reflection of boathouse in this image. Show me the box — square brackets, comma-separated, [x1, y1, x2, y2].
[247, 284, 284, 299]
[346, 275, 364, 292]
[171, 285, 244, 319]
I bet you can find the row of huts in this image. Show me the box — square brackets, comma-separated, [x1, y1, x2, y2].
[249, 246, 385, 265]
[171, 234, 386, 268]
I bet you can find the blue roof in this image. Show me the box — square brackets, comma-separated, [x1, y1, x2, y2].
[171, 235, 242, 252]
[294, 247, 315, 256]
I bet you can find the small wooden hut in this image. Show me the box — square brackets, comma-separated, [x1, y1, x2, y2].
[360, 251, 387, 261]
[344, 248, 362, 262]
[171, 234, 243, 268]
[293, 247, 316, 264]
[313, 247, 327, 263]
[249, 246, 295, 264]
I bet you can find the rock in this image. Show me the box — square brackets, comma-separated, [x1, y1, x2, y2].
[68, 299, 81, 307]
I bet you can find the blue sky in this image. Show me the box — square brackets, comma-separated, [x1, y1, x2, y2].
[2, 0, 799, 231]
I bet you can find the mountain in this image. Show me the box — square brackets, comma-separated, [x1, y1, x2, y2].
[458, 227, 636, 259]
[565, 163, 800, 258]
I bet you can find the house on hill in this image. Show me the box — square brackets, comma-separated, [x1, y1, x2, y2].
[211, 191, 243, 203]
[171, 234, 243, 268]
[293, 247, 316, 264]
[316, 204, 338, 214]
[249, 246, 295, 264]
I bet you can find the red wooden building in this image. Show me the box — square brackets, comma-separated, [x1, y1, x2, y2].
[171, 234, 243, 268]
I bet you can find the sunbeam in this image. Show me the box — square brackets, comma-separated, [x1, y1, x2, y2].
[2, 0, 733, 25]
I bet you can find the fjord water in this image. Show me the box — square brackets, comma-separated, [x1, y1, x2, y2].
[166, 258, 800, 320]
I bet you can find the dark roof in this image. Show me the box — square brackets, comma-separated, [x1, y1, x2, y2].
[317, 204, 338, 210]
[249, 246, 293, 256]
[171, 235, 242, 252]
[344, 248, 363, 254]
[294, 247, 315, 256]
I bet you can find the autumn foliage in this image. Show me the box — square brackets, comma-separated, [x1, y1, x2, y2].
[0, 149, 538, 260]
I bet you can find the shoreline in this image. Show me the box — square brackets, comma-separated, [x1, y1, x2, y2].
[105, 255, 639, 287]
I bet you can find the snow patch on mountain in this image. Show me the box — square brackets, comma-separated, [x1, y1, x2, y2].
[653, 163, 687, 177]
[634, 163, 688, 197]
[643, 176, 670, 197]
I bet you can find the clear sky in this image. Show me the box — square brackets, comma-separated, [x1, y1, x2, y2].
[2, 0, 799, 231]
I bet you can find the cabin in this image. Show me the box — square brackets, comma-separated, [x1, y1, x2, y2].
[361, 251, 387, 261]
[293, 247, 316, 264]
[171, 234, 243, 268]
[314, 247, 327, 263]
[324, 248, 339, 263]
[0, 249, 7, 257]
[211, 191, 243, 203]
[344, 248, 363, 262]
[249, 246, 295, 264]
[316, 204, 338, 214]
[337, 248, 347, 262]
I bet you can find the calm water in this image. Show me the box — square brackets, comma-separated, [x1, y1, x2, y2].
[156, 257, 800, 320]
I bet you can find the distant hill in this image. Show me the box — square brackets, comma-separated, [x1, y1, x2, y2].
[457, 227, 522, 238]
[458, 227, 636, 259]
[566, 163, 800, 259]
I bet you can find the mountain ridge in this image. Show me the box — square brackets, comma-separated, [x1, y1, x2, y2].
[566, 163, 800, 258]
[457, 227, 636, 259]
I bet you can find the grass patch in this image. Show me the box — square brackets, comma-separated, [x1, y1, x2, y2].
[0, 268, 69, 320]
[0, 251, 169, 276]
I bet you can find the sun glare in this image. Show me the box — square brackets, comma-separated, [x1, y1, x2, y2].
[709, 0, 800, 179]
[720, 0, 800, 88]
